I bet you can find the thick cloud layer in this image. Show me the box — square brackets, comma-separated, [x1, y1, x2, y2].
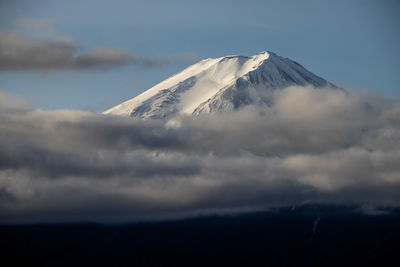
[0, 31, 198, 71]
[0, 86, 399, 223]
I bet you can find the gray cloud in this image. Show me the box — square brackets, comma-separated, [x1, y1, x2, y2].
[0, 91, 31, 114]
[0, 31, 199, 72]
[0, 86, 399, 223]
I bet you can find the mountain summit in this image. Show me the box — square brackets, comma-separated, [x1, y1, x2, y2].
[104, 51, 334, 119]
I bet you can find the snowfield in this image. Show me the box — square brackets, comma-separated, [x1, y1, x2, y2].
[103, 51, 334, 119]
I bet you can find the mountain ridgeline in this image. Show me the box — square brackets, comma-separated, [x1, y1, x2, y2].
[104, 51, 334, 119]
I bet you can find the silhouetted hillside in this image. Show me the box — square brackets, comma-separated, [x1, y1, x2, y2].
[1, 205, 399, 266]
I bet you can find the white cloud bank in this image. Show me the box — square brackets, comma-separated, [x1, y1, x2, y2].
[0, 86, 399, 223]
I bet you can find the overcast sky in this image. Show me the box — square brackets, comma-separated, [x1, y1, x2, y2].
[0, 0, 399, 111]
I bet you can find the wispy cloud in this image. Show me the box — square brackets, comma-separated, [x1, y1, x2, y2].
[15, 18, 57, 38]
[0, 31, 199, 72]
[0, 86, 399, 223]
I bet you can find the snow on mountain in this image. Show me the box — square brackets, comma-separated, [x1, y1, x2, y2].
[103, 51, 334, 119]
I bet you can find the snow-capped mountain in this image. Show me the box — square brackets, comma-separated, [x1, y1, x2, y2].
[104, 51, 334, 119]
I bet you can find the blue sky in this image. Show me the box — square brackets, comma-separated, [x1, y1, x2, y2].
[0, 0, 399, 111]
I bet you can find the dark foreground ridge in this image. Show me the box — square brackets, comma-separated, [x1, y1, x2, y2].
[1, 205, 400, 267]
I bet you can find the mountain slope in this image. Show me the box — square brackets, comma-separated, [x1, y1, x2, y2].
[104, 51, 334, 119]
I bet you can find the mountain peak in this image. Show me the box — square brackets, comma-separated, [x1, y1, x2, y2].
[104, 51, 332, 119]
